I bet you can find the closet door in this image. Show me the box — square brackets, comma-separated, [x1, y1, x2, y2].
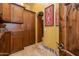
[67, 4, 79, 55]
[59, 4, 67, 55]
[59, 3, 79, 56]
[23, 10, 30, 46]
[29, 12, 35, 44]
[66, 4, 77, 51]
[23, 10, 35, 47]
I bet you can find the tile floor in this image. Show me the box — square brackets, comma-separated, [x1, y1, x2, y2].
[10, 43, 58, 56]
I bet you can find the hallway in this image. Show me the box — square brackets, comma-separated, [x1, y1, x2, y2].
[10, 43, 58, 56]
[0, 3, 79, 56]
[0, 3, 59, 56]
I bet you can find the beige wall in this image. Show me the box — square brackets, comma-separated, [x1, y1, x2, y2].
[24, 3, 59, 50]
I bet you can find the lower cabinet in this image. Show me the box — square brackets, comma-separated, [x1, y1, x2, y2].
[0, 32, 11, 56]
[0, 31, 24, 56]
[10, 31, 24, 54]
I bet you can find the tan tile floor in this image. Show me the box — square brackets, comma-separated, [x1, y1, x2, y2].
[10, 43, 57, 56]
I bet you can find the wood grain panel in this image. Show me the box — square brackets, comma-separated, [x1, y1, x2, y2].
[0, 32, 11, 56]
[59, 3, 79, 56]
[37, 16, 43, 42]
[23, 10, 35, 47]
[0, 3, 24, 23]
[11, 4, 24, 23]
[2, 4, 11, 22]
[11, 31, 24, 53]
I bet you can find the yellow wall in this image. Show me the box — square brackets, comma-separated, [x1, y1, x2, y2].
[24, 3, 34, 11]
[43, 4, 59, 50]
[24, 3, 59, 50]
[32, 3, 59, 50]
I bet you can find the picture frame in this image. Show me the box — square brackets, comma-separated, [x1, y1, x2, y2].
[45, 4, 54, 26]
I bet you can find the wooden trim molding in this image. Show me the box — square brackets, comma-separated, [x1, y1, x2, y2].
[24, 8, 36, 14]
[60, 49, 75, 56]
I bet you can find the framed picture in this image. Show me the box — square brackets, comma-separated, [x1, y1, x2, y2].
[45, 4, 54, 26]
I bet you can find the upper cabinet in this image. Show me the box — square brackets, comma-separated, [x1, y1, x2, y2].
[11, 4, 24, 23]
[2, 4, 11, 22]
[0, 4, 11, 22]
[0, 3, 24, 24]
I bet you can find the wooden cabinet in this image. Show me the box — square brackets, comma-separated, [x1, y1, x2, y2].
[0, 31, 24, 55]
[5, 23, 24, 54]
[0, 23, 24, 55]
[0, 3, 24, 23]
[10, 31, 24, 53]
[59, 3, 79, 56]
[2, 4, 11, 22]
[0, 27, 24, 56]
[11, 4, 24, 23]
[0, 3, 11, 22]
[29, 12, 35, 45]
[0, 4, 35, 55]
[0, 32, 11, 56]
[23, 9, 36, 47]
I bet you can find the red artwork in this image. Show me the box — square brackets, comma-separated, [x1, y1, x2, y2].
[45, 4, 54, 26]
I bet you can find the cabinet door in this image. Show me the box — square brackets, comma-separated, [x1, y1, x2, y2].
[23, 10, 35, 46]
[11, 4, 23, 23]
[0, 4, 3, 19]
[59, 4, 79, 56]
[2, 4, 11, 22]
[11, 31, 23, 53]
[0, 32, 11, 56]
[23, 10, 30, 46]
[30, 12, 35, 44]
